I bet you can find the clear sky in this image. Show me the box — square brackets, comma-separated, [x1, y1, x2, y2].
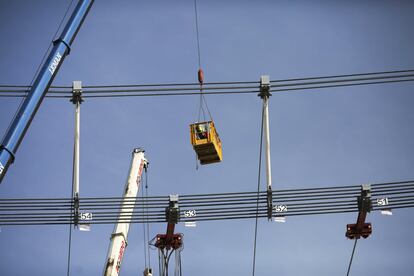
[0, 0, 414, 275]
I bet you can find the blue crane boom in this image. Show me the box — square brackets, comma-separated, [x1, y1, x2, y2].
[0, 0, 94, 184]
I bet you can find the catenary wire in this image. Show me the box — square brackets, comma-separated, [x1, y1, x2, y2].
[2, 68, 413, 89]
[1, 181, 414, 225]
[0, 70, 413, 98]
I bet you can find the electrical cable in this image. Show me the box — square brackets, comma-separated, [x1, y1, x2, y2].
[58, 2, 77, 275]
[346, 239, 358, 276]
[270, 72, 414, 88]
[2, 180, 414, 225]
[0, 70, 414, 93]
[271, 69, 414, 83]
[1, 78, 414, 99]
[252, 96, 265, 276]
[1, 68, 412, 90]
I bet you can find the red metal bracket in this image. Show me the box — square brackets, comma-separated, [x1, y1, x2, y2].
[346, 184, 372, 239]
[154, 233, 183, 250]
[154, 195, 183, 250]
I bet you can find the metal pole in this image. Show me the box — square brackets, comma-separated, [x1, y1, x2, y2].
[71, 81, 82, 227]
[104, 148, 148, 276]
[71, 81, 82, 199]
[66, 81, 83, 276]
[0, 0, 94, 184]
[263, 99, 272, 189]
[259, 75, 273, 220]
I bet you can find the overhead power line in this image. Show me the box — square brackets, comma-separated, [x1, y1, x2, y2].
[0, 180, 413, 226]
[0, 69, 413, 99]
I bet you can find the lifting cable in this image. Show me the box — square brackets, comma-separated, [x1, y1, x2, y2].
[252, 103, 265, 276]
[141, 167, 151, 270]
[141, 177, 148, 270]
[193, 0, 213, 122]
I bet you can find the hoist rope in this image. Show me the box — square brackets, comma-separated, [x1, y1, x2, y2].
[141, 168, 152, 270]
[197, 99, 206, 122]
[145, 169, 151, 268]
[252, 101, 265, 276]
[194, 0, 203, 122]
[194, 0, 201, 70]
[142, 183, 148, 269]
[193, 0, 214, 123]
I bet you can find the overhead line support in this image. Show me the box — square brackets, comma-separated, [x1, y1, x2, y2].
[346, 184, 372, 239]
[258, 75, 273, 220]
[153, 195, 183, 276]
[71, 81, 83, 227]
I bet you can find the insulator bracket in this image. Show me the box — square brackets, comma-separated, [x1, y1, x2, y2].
[346, 184, 372, 239]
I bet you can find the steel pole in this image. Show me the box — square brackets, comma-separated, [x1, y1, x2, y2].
[0, 0, 94, 184]
[263, 96, 272, 190]
[259, 75, 273, 220]
[71, 81, 83, 228]
[259, 76, 272, 190]
[71, 81, 82, 198]
[73, 101, 80, 197]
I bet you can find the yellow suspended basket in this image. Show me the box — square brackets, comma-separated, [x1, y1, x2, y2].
[190, 121, 222, 165]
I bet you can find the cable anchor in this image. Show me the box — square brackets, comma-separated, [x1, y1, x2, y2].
[258, 75, 271, 99]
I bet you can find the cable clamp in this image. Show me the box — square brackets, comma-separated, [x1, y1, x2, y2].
[258, 75, 271, 99]
[71, 81, 83, 104]
[166, 194, 180, 224]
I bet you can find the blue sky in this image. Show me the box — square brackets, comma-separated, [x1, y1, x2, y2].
[0, 0, 414, 275]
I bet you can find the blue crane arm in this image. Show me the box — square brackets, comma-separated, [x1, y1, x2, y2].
[0, 0, 94, 184]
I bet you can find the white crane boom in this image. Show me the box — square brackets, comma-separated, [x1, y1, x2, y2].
[103, 148, 148, 276]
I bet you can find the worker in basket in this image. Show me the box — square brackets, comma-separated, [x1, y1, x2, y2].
[195, 123, 208, 139]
